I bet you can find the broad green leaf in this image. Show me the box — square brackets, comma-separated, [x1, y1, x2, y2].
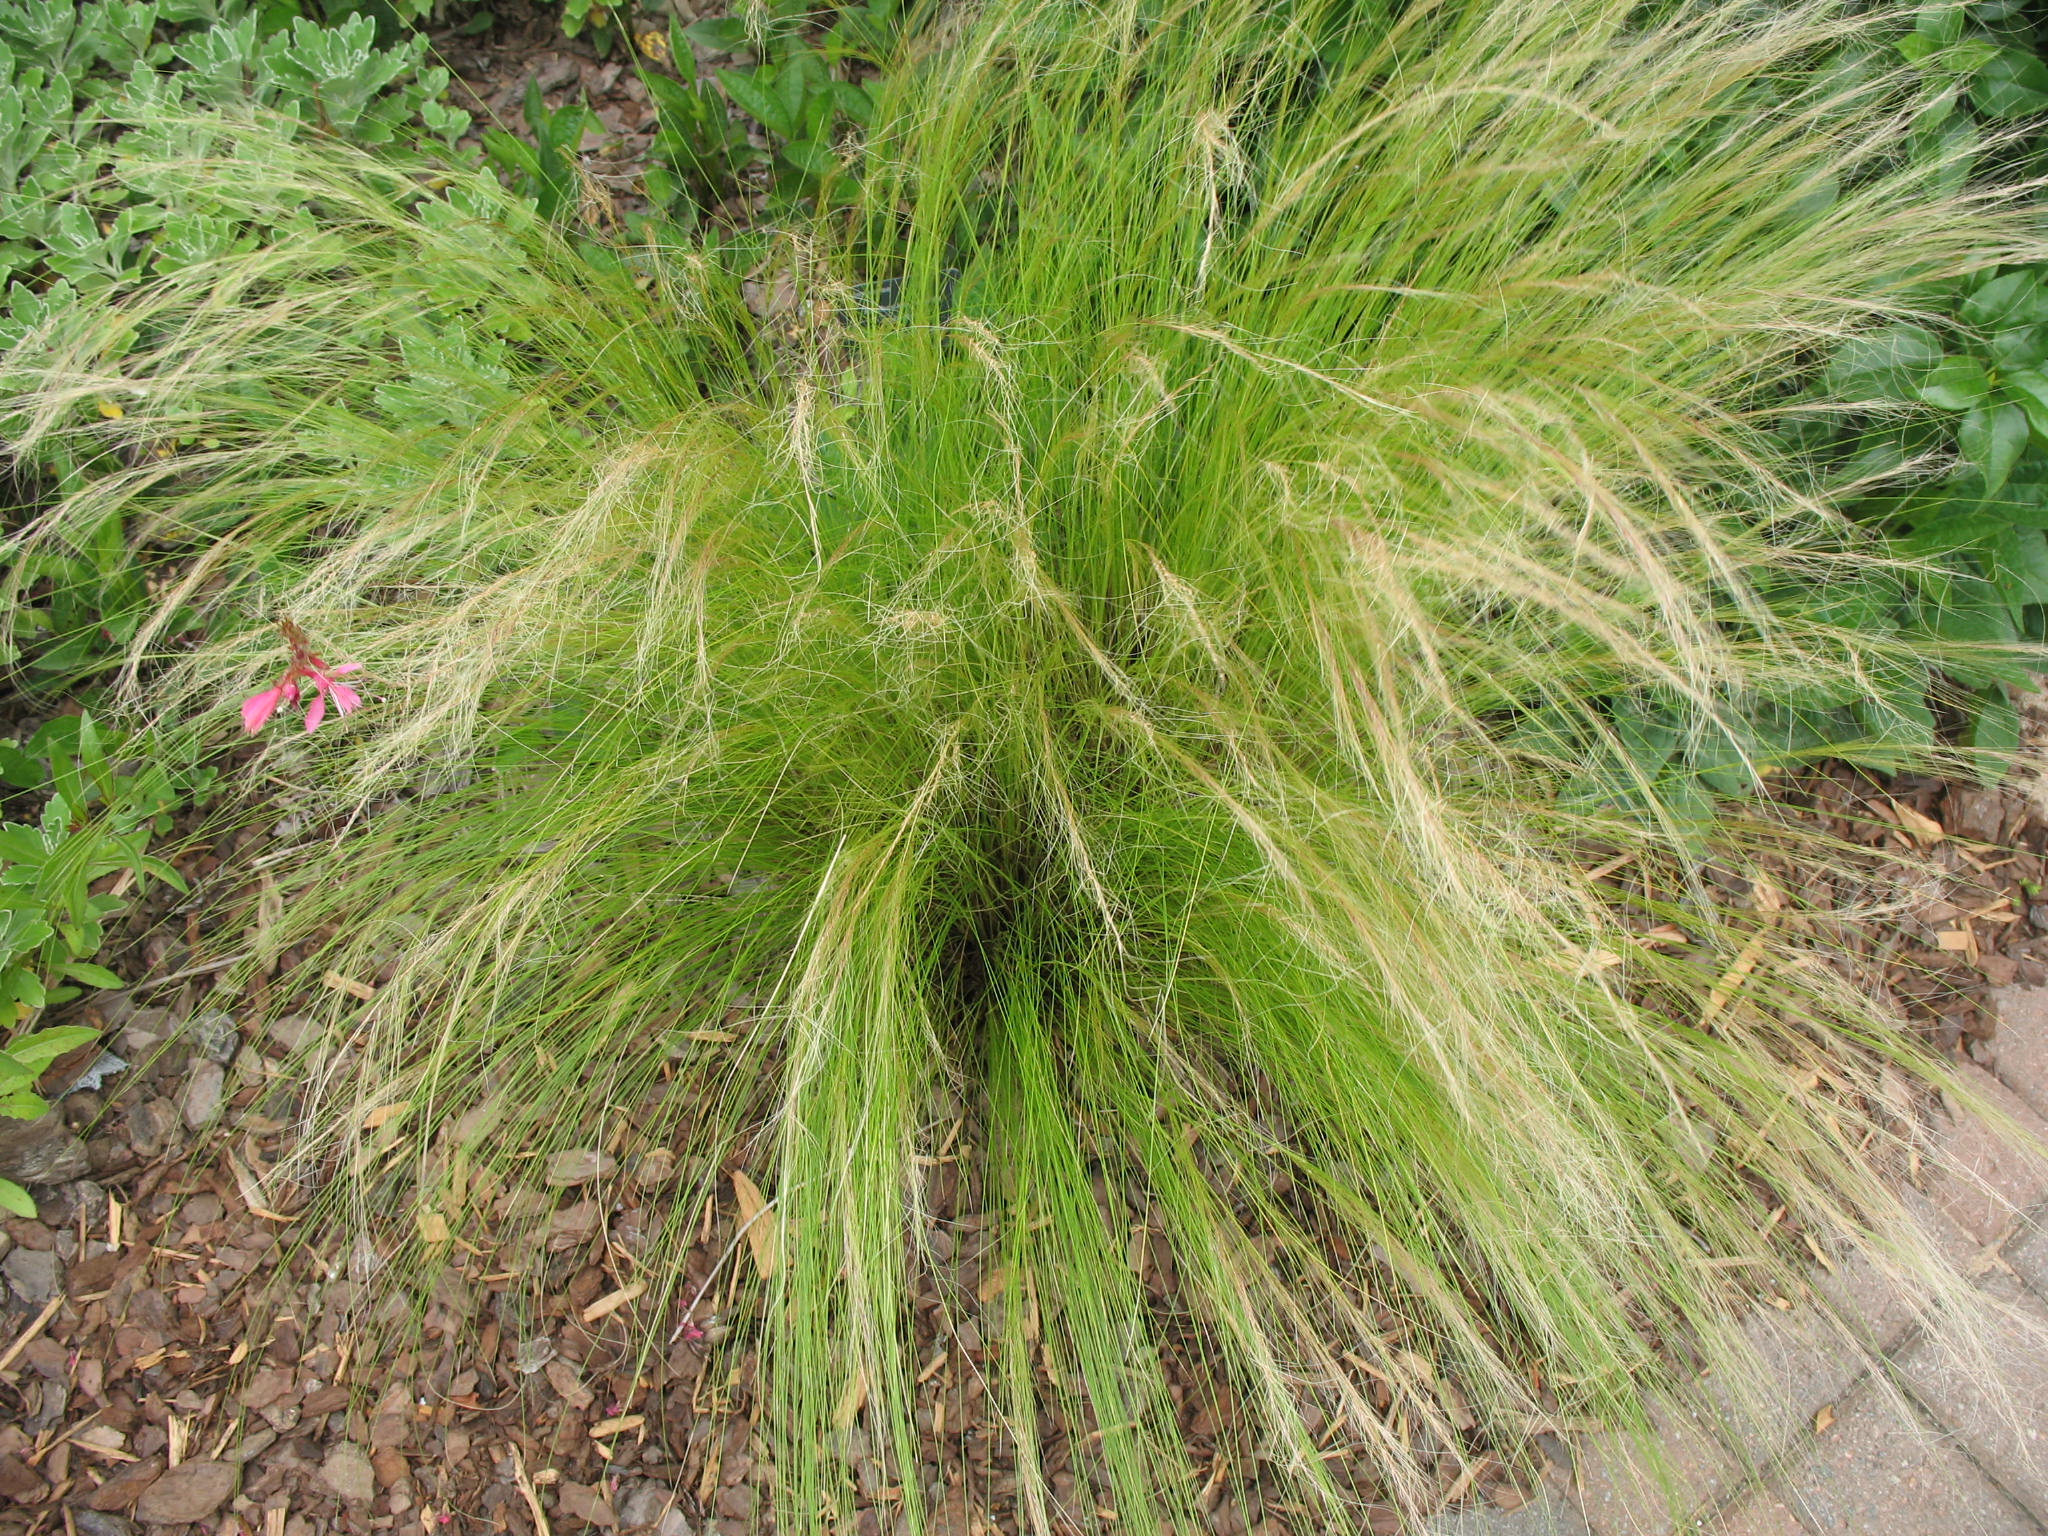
[1990, 527, 2048, 604]
[719, 68, 793, 137]
[61, 961, 122, 989]
[1827, 324, 1942, 396]
[1914, 2, 1965, 46]
[0, 744, 40, 790]
[5, 1023, 99, 1069]
[1962, 271, 2048, 329]
[1972, 47, 2048, 118]
[1961, 400, 2029, 492]
[686, 17, 750, 53]
[1968, 684, 2021, 781]
[1918, 355, 1991, 410]
[0, 1178, 33, 1218]
[781, 138, 835, 176]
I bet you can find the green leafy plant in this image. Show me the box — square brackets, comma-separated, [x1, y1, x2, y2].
[11, 2, 2048, 1531]
[481, 75, 597, 222]
[629, 1, 894, 225]
[0, 0, 471, 686]
[0, 711, 192, 1016]
[0, 711, 196, 1217]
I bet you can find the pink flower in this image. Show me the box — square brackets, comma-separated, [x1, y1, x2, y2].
[240, 683, 294, 733]
[241, 620, 364, 734]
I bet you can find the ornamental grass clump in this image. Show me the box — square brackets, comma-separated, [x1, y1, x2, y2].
[9, 0, 2048, 1528]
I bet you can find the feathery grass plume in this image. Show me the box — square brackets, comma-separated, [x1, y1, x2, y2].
[9, 0, 2048, 1528]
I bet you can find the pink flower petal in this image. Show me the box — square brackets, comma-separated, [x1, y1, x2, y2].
[325, 661, 363, 677]
[303, 690, 328, 732]
[241, 685, 288, 733]
[326, 682, 362, 716]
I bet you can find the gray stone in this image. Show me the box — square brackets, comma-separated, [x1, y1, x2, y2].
[119, 1007, 175, 1054]
[0, 1110, 90, 1184]
[2, 1246, 61, 1306]
[68, 1509, 136, 1536]
[181, 1060, 225, 1130]
[320, 1442, 376, 1504]
[189, 1011, 240, 1065]
[267, 1014, 316, 1053]
[617, 1481, 690, 1532]
[36, 1179, 104, 1229]
[1776, 1378, 2037, 1535]
[125, 1098, 176, 1158]
[135, 1460, 236, 1525]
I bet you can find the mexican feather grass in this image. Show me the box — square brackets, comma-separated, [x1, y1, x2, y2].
[11, 0, 2048, 1527]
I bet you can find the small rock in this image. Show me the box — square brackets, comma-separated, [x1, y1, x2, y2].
[321, 1442, 376, 1504]
[64, 1052, 126, 1095]
[69, 1509, 136, 1536]
[182, 1062, 225, 1129]
[511, 1336, 557, 1375]
[544, 1148, 616, 1186]
[258, 1401, 302, 1434]
[120, 1008, 175, 1053]
[2, 1246, 62, 1306]
[36, 1178, 103, 1228]
[618, 1481, 684, 1530]
[125, 1099, 177, 1158]
[189, 1012, 240, 1065]
[267, 1014, 315, 1053]
[654, 1510, 696, 1536]
[134, 1460, 235, 1525]
[0, 1110, 90, 1185]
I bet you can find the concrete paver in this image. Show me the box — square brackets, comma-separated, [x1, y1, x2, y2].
[1925, 1063, 2048, 1248]
[1699, 1305, 1867, 1456]
[1990, 985, 2048, 1122]
[1571, 1402, 1739, 1536]
[2011, 1208, 2048, 1302]
[1426, 1491, 1594, 1536]
[1894, 1281, 2048, 1523]
[1771, 1378, 2039, 1535]
[1699, 1491, 1803, 1536]
[1526, 989, 2048, 1536]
